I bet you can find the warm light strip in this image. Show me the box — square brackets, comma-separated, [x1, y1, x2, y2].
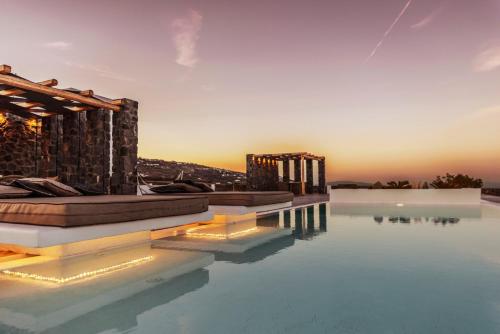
[1, 256, 154, 284]
[185, 227, 259, 240]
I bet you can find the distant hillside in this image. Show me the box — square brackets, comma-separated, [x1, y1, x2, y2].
[328, 180, 373, 187]
[138, 158, 246, 185]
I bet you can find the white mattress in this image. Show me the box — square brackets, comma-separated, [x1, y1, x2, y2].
[0, 211, 213, 248]
[209, 201, 292, 215]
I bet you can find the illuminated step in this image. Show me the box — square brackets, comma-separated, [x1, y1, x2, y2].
[0, 245, 214, 333]
[154, 220, 291, 253]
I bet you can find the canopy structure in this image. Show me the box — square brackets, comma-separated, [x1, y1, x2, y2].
[246, 152, 326, 195]
[0, 64, 124, 119]
[0, 65, 138, 195]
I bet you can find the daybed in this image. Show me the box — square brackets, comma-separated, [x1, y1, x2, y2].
[0, 195, 209, 227]
[0, 195, 213, 251]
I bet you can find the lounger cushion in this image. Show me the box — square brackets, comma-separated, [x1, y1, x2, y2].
[0, 195, 209, 227]
[13, 180, 56, 197]
[0, 175, 23, 186]
[19, 178, 82, 197]
[174, 180, 214, 192]
[150, 183, 203, 194]
[193, 182, 214, 192]
[153, 191, 294, 206]
[0, 185, 32, 199]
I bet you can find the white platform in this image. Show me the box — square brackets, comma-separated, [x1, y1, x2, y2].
[209, 201, 292, 215]
[0, 211, 213, 249]
[153, 220, 291, 253]
[0, 245, 214, 333]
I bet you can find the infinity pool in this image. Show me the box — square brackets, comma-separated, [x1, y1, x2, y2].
[1, 202, 500, 334]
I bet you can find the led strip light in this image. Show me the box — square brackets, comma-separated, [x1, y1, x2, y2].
[1, 256, 154, 284]
[185, 227, 259, 240]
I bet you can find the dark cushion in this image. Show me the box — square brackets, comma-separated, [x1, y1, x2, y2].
[174, 180, 214, 192]
[13, 180, 57, 197]
[74, 185, 106, 196]
[0, 185, 32, 199]
[0, 195, 209, 227]
[0, 175, 24, 186]
[151, 183, 203, 194]
[194, 182, 214, 192]
[19, 178, 82, 197]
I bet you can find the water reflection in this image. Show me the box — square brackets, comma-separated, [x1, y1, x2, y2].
[43, 269, 209, 334]
[374, 216, 461, 225]
[214, 235, 295, 264]
[0, 246, 213, 334]
[287, 204, 328, 240]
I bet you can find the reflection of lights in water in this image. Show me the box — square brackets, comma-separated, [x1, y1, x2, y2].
[396, 203, 404, 207]
[185, 226, 259, 240]
[1, 256, 154, 285]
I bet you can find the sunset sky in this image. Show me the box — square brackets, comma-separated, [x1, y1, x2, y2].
[3, 0, 500, 184]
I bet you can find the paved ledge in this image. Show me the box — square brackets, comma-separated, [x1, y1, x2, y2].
[292, 194, 329, 206]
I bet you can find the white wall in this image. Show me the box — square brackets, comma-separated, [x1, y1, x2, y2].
[330, 189, 481, 205]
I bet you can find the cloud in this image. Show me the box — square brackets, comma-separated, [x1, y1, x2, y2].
[201, 84, 216, 92]
[43, 41, 72, 50]
[460, 106, 500, 122]
[473, 46, 500, 72]
[64, 61, 135, 82]
[411, 5, 443, 30]
[365, 0, 413, 62]
[171, 10, 203, 68]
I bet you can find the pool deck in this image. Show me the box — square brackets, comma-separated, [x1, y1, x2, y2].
[292, 194, 329, 206]
[483, 195, 500, 204]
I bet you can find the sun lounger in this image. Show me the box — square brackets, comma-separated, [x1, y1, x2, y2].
[0, 195, 213, 252]
[0, 195, 208, 227]
[144, 191, 294, 215]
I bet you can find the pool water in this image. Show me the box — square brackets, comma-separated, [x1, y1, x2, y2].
[1, 202, 500, 334]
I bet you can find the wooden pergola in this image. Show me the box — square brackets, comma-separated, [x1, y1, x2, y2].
[0, 64, 124, 119]
[251, 152, 325, 161]
[0, 64, 138, 194]
[247, 152, 326, 195]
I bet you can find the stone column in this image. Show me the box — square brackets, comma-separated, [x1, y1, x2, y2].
[293, 159, 301, 181]
[60, 112, 80, 186]
[283, 159, 290, 183]
[81, 109, 109, 192]
[246, 154, 256, 191]
[39, 116, 58, 177]
[271, 159, 279, 190]
[318, 158, 326, 194]
[111, 99, 138, 195]
[306, 159, 313, 194]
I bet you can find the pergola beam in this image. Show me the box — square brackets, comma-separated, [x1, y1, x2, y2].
[38, 79, 58, 87]
[0, 65, 11, 74]
[0, 72, 120, 111]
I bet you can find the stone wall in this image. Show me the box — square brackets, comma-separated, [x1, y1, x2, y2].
[0, 99, 138, 194]
[0, 113, 39, 176]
